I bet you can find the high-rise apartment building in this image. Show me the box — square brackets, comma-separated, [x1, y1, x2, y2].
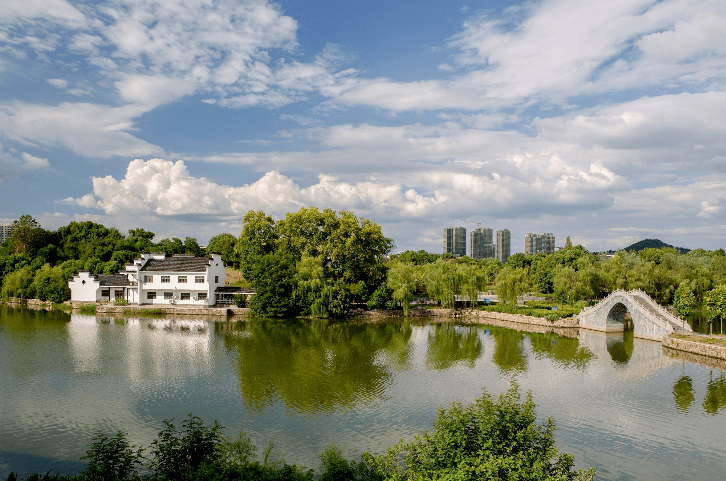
[0, 223, 14, 243]
[495, 229, 511, 263]
[469, 227, 494, 260]
[443, 227, 466, 256]
[524, 232, 555, 255]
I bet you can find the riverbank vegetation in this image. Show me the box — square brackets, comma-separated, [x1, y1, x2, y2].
[5, 385, 595, 481]
[2, 211, 725, 325]
[383, 243, 726, 324]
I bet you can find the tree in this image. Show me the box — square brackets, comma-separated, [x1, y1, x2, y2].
[704, 285, 726, 334]
[206, 233, 238, 267]
[495, 267, 531, 306]
[565, 236, 573, 249]
[237, 210, 278, 279]
[247, 252, 296, 317]
[31, 264, 71, 303]
[9, 215, 51, 257]
[387, 260, 417, 316]
[673, 281, 697, 319]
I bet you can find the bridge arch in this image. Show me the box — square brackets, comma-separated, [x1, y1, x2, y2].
[578, 290, 690, 341]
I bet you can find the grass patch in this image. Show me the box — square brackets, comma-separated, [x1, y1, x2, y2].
[673, 334, 726, 348]
[478, 303, 580, 321]
[225, 267, 251, 287]
[78, 304, 96, 315]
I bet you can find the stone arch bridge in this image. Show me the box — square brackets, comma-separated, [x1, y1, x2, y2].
[578, 289, 691, 341]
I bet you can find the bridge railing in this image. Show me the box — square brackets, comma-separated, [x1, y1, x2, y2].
[628, 289, 691, 331]
[578, 289, 628, 317]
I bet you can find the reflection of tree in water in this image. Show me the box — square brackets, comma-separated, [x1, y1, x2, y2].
[222, 319, 412, 415]
[606, 330, 634, 365]
[527, 332, 593, 369]
[488, 326, 527, 374]
[703, 373, 726, 415]
[673, 375, 695, 413]
[425, 324, 483, 370]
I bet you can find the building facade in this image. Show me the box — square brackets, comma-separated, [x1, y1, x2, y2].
[524, 232, 555, 255]
[0, 223, 14, 243]
[69, 252, 226, 306]
[495, 229, 511, 264]
[470, 227, 494, 259]
[443, 227, 466, 256]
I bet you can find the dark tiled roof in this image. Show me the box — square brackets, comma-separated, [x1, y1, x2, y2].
[215, 286, 254, 293]
[98, 274, 133, 286]
[140, 255, 212, 272]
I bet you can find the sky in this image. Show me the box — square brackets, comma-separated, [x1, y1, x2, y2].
[1, 0, 725, 253]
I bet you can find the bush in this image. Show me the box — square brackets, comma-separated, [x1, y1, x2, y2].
[234, 294, 246, 308]
[366, 284, 397, 310]
[81, 430, 144, 480]
[363, 383, 596, 481]
[149, 414, 225, 479]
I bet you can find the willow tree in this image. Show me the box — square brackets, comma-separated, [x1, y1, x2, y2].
[387, 260, 417, 316]
[495, 267, 531, 306]
[425, 260, 464, 309]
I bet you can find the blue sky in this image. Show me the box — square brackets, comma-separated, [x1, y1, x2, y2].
[1, 0, 725, 252]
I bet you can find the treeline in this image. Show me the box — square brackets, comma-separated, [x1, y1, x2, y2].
[0, 216, 239, 303]
[381, 242, 726, 320]
[6, 385, 595, 481]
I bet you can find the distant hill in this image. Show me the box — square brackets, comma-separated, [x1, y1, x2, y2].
[596, 239, 690, 255]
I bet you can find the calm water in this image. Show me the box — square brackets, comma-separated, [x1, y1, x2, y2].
[1, 305, 725, 480]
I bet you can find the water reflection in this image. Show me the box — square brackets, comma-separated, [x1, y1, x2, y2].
[222, 319, 412, 415]
[673, 375, 695, 412]
[703, 373, 726, 415]
[425, 324, 482, 370]
[528, 332, 593, 369]
[606, 330, 634, 364]
[488, 326, 527, 373]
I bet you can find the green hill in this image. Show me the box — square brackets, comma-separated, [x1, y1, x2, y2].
[623, 239, 690, 254]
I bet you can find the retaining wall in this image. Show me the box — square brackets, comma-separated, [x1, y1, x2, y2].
[662, 336, 726, 361]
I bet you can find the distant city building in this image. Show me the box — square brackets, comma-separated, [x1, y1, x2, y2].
[0, 223, 14, 243]
[495, 229, 511, 264]
[524, 232, 555, 255]
[470, 227, 494, 260]
[443, 226, 466, 256]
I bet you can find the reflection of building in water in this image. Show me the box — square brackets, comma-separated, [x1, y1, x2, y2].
[68, 314, 214, 380]
[577, 330, 676, 379]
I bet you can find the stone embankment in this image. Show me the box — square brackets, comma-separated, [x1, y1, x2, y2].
[662, 335, 726, 363]
[90, 303, 251, 317]
[3, 297, 58, 310]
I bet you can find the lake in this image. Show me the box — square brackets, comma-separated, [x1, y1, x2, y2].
[1, 305, 725, 480]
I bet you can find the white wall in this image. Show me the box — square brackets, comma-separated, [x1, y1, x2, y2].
[69, 272, 100, 302]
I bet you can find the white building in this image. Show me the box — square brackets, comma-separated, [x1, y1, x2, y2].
[69, 252, 226, 306]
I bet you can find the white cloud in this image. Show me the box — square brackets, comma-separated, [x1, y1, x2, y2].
[47, 78, 68, 89]
[0, 102, 164, 159]
[21, 152, 49, 169]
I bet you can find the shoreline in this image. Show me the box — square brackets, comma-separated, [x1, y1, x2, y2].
[7, 298, 726, 369]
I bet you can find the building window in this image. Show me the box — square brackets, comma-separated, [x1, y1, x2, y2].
[161, 276, 170, 283]
[101, 289, 109, 297]
[198, 293, 207, 300]
[147, 292, 156, 300]
[144, 275, 153, 283]
[164, 292, 173, 299]
[178, 276, 187, 283]
[215, 276, 219, 283]
[195, 276, 205, 283]
[180, 292, 190, 300]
